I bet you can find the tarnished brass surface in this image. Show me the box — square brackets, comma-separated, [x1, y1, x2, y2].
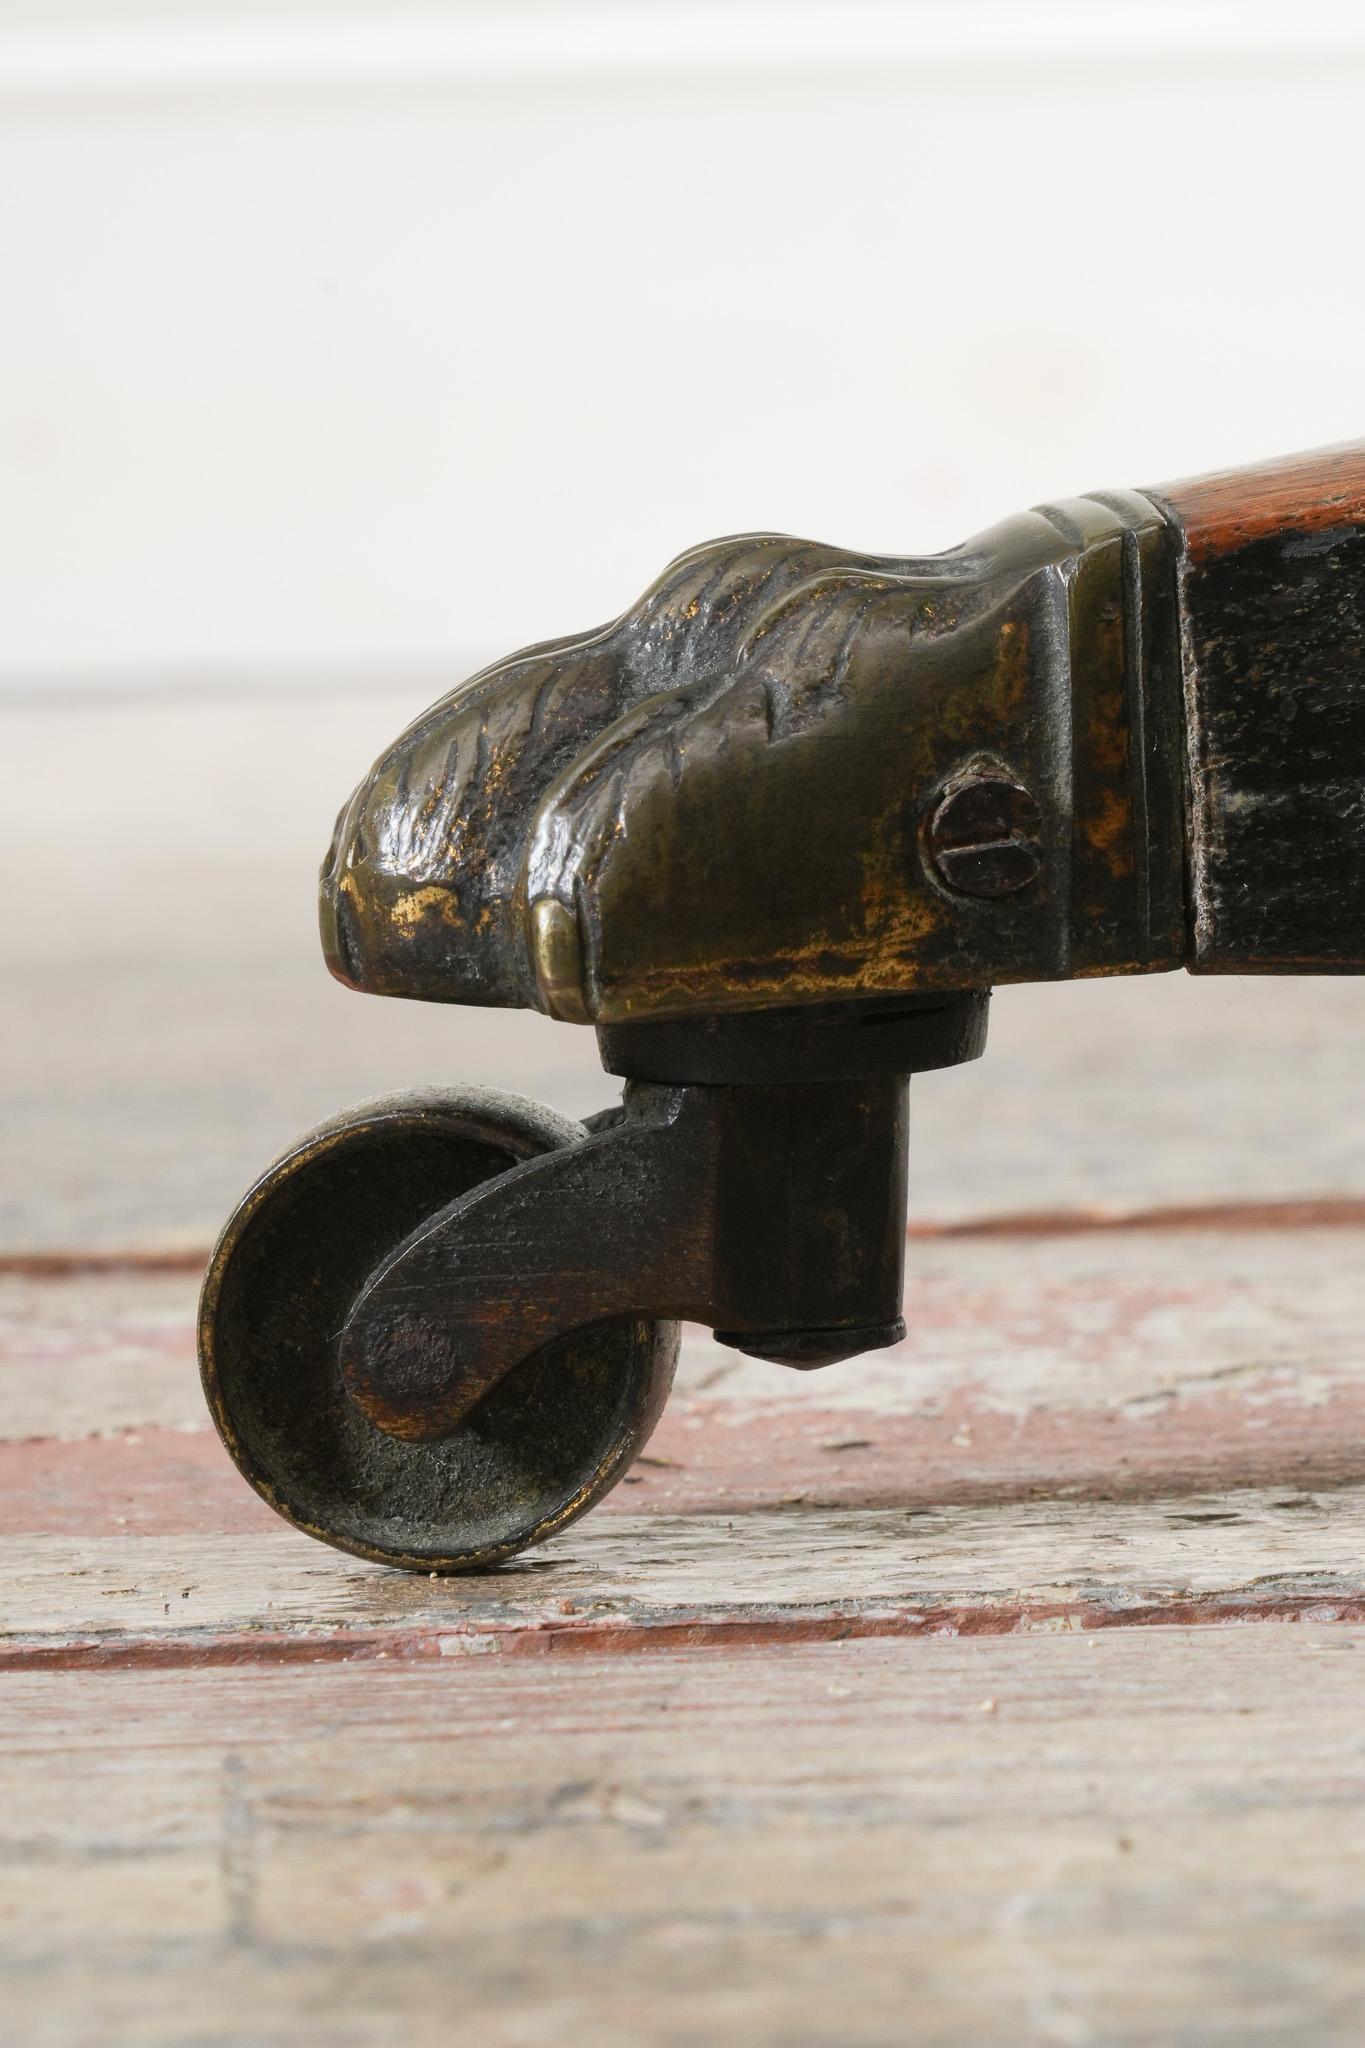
[320, 492, 1184, 1026]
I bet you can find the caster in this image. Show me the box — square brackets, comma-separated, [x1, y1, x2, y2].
[199, 1090, 676, 1571]
[201, 1002, 984, 1571]
[203, 446, 1365, 1569]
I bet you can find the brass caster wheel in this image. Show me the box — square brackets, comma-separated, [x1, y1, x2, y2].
[198, 1089, 677, 1573]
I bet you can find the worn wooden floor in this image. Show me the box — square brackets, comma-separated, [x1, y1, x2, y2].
[5, 690, 1365, 2045]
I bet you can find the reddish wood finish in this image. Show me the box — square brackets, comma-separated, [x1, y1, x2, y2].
[1153, 440, 1365, 563]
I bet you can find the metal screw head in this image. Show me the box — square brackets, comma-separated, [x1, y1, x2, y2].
[926, 771, 1044, 899]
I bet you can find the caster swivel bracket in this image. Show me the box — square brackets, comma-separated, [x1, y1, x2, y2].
[341, 994, 988, 1443]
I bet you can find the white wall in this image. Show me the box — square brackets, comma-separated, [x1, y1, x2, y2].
[3, 0, 1365, 687]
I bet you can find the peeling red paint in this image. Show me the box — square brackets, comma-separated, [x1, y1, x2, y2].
[4, 1589, 1364, 1674]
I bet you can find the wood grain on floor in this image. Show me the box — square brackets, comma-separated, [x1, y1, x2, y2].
[4, 1635, 1365, 2048]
